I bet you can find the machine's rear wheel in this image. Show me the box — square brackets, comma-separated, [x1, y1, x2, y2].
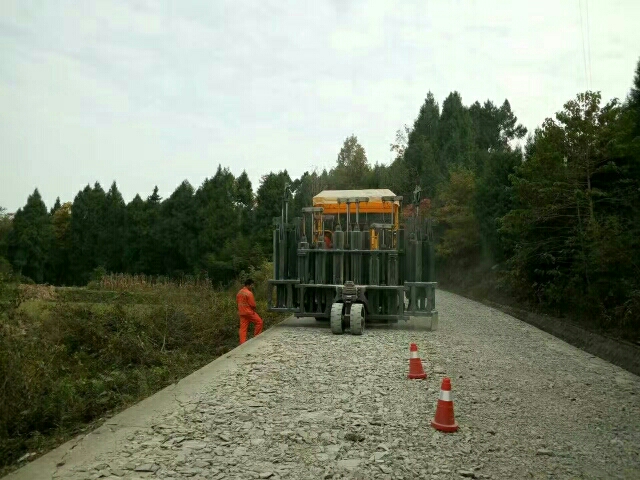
[330, 303, 344, 334]
[350, 303, 365, 335]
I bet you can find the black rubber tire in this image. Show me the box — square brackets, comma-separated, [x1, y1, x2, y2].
[350, 303, 365, 335]
[330, 303, 344, 334]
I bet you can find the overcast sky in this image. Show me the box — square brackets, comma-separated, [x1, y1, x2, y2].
[1, 0, 639, 212]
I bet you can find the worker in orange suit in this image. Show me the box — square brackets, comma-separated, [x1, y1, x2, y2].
[236, 278, 263, 344]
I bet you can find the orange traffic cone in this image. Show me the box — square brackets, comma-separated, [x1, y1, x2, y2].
[431, 377, 459, 432]
[408, 343, 427, 379]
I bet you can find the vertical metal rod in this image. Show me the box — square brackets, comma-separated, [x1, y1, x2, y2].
[385, 200, 389, 226]
[346, 201, 350, 248]
[285, 199, 289, 225]
[273, 229, 278, 279]
[281, 189, 285, 232]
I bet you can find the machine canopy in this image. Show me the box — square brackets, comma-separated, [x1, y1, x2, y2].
[312, 189, 400, 214]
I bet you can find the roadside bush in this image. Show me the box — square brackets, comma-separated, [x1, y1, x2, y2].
[0, 257, 12, 279]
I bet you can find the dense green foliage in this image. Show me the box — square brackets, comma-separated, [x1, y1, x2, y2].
[1, 58, 639, 338]
[2, 169, 270, 287]
[501, 91, 640, 330]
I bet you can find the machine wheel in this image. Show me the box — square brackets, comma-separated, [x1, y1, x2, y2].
[330, 303, 344, 334]
[349, 303, 365, 335]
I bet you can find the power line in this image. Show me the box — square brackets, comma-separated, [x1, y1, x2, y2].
[578, 0, 591, 90]
[585, 0, 593, 87]
[578, 0, 590, 90]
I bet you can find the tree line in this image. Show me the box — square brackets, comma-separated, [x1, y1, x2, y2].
[1, 58, 639, 334]
[0, 169, 270, 286]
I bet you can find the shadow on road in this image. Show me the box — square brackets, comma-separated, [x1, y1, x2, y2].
[277, 316, 436, 332]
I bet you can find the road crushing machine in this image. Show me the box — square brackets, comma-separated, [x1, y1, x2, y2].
[267, 187, 438, 335]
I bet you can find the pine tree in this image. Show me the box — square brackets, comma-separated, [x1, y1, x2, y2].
[49, 201, 72, 284]
[404, 92, 442, 195]
[438, 91, 474, 172]
[69, 183, 107, 284]
[331, 135, 370, 189]
[234, 171, 254, 237]
[142, 186, 163, 274]
[0, 206, 14, 277]
[159, 180, 197, 276]
[104, 182, 126, 273]
[627, 57, 640, 138]
[8, 189, 52, 283]
[123, 194, 146, 273]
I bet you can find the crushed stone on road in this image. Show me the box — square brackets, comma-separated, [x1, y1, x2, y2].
[53, 290, 640, 479]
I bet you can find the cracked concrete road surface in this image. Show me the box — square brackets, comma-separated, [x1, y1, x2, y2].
[4, 290, 640, 480]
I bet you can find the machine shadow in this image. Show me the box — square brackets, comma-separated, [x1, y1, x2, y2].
[279, 316, 436, 333]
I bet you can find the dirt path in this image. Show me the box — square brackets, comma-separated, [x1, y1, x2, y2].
[5, 290, 640, 480]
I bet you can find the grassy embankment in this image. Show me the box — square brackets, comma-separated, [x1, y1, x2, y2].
[0, 263, 282, 474]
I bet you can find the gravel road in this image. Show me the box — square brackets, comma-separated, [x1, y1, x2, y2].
[21, 290, 640, 479]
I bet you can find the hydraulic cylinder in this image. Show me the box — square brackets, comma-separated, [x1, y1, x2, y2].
[333, 225, 345, 285]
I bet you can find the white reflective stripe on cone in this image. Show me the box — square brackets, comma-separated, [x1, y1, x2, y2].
[410, 351, 418, 359]
[439, 390, 452, 402]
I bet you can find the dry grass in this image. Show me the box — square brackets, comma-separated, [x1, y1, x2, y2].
[17, 284, 56, 302]
[93, 273, 215, 292]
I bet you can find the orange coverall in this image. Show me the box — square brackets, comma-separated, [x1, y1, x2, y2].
[236, 286, 263, 344]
